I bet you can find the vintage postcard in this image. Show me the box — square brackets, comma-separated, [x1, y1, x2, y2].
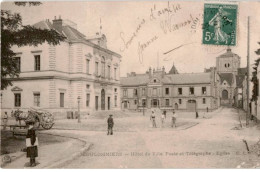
[1, 0, 260, 169]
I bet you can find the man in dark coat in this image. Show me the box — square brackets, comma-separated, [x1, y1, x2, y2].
[107, 114, 114, 135]
[26, 122, 38, 167]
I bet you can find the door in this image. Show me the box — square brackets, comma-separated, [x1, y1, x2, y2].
[101, 89, 105, 110]
[124, 101, 127, 109]
[60, 93, 64, 107]
[187, 100, 196, 111]
[175, 103, 178, 110]
[108, 97, 110, 110]
[95, 96, 99, 110]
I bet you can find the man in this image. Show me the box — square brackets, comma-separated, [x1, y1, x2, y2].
[150, 110, 157, 128]
[161, 111, 166, 128]
[171, 110, 178, 128]
[196, 111, 199, 119]
[107, 114, 114, 135]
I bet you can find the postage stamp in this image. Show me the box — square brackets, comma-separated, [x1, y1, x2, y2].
[202, 3, 238, 46]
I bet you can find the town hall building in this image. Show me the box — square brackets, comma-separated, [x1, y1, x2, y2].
[1, 17, 122, 116]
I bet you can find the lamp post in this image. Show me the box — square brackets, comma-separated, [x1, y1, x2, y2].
[77, 96, 81, 123]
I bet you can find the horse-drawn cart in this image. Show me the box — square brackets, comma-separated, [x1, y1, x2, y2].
[12, 108, 55, 130]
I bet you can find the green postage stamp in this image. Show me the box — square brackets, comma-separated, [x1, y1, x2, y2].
[203, 3, 238, 46]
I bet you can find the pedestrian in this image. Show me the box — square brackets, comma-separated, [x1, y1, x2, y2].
[150, 111, 157, 128]
[171, 110, 178, 128]
[196, 111, 199, 119]
[163, 110, 167, 119]
[3, 112, 8, 130]
[26, 121, 38, 167]
[161, 111, 166, 128]
[207, 107, 209, 113]
[107, 114, 114, 135]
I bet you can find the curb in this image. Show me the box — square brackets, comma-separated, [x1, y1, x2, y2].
[39, 132, 93, 168]
[1, 151, 25, 168]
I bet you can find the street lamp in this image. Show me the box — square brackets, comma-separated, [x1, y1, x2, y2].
[77, 96, 81, 123]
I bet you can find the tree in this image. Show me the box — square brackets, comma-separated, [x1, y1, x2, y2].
[1, 2, 66, 90]
[251, 42, 260, 101]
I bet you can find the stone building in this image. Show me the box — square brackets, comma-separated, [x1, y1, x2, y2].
[1, 17, 121, 115]
[120, 65, 219, 112]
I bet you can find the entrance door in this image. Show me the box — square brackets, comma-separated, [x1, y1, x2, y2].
[108, 97, 110, 110]
[95, 96, 98, 110]
[187, 100, 196, 111]
[152, 99, 158, 108]
[124, 101, 127, 109]
[101, 89, 105, 110]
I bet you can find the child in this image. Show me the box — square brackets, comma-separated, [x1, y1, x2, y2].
[26, 121, 38, 167]
[107, 114, 114, 135]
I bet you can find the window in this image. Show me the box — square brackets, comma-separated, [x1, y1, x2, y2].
[34, 55, 40, 71]
[165, 99, 170, 106]
[86, 59, 90, 74]
[86, 94, 90, 107]
[179, 99, 182, 104]
[123, 89, 127, 97]
[33, 93, 40, 107]
[202, 87, 207, 95]
[165, 88, 169, 95]
[114, 88, 117, 93]
[190, 87, 194, 95]
[178, 88, 182, 95]
[95, 62, 99, 75]
[86, 84, 90, 89]
[153, 88, 157, 96]
[134, 100, 137, 105]
[60, 93, 64, 107]
[114, 96, 117, 107]
[142, 99, 146, 107]
[203, 98, 206, 104]
[107, 65, 111, 78]
[114, 68, 117, 80]
[134, 89, 138, 96]
[142, 88, 146, 96]
[14, 93, 21, 107]
[101, 60, 105, 77]
[14, 57, 21, 72]
[154, 79, 156, 83]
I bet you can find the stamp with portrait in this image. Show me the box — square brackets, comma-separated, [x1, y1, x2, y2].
[202, 3, 238, 46]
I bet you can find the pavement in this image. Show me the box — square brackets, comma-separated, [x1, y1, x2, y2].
[1, 107, 259, 168]
[2, 133, 91, 169]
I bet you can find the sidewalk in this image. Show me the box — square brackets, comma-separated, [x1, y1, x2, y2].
[2, 133, 90, 169]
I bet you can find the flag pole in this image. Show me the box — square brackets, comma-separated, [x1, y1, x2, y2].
[246, 16, 250, 127]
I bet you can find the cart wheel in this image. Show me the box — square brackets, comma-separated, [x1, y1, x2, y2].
[34, 117, 41, 129]
[41, 123, 54, 130]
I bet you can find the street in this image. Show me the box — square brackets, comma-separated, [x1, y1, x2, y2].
[42, 107, 259, 168]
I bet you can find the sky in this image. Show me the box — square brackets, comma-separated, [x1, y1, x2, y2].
[1, 1, 260, 77]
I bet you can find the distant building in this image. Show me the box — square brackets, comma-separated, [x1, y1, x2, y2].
[120, 64, 218, 112]
[257, 64, 260, 120]
[1, 17, 121, 115]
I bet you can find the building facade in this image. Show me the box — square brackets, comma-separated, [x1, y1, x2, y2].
[1, 17, 121, 115]
[120, 65, 219, 112]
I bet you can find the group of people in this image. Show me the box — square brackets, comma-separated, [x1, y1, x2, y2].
[150, 109, 178, 128]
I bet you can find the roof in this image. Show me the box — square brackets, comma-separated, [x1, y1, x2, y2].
[32, 20, 121, 58]
[217, 48, 240, 58]
[219, 73, 233, 85]
[238, 67, 247, 75]
[168, 63, 178, 74]
[120, 72, 211, 86]
[236, 75, 245, 88]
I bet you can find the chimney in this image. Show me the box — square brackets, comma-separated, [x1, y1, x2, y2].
[52, 16, 63, 33]
[162, 66, 165, 78]
[149, 67, 152, 78]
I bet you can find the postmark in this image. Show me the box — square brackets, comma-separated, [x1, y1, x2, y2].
[202, 3, 238, 46]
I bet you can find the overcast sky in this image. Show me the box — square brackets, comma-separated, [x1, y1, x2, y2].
[2, 1, 260, 76]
